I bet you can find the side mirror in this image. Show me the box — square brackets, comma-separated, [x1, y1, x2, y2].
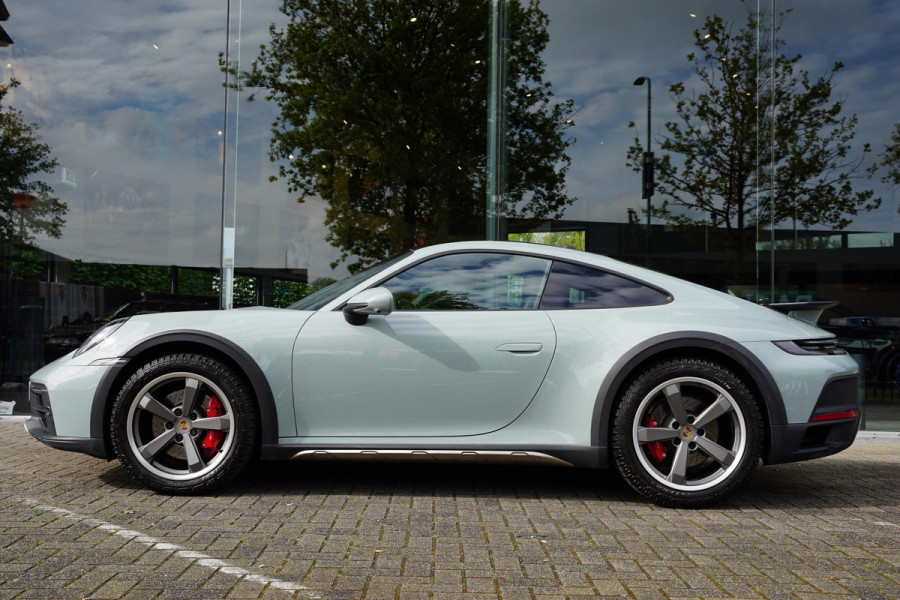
[342, 287, 395, 326]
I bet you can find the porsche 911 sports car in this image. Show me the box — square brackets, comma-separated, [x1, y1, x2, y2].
[26, 241, 861, 507]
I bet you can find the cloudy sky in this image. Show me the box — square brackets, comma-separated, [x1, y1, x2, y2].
[1, 0, 897, 282]
[540, 0, 900, 228]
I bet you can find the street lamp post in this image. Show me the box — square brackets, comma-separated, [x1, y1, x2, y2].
[633, 76, 653, 267]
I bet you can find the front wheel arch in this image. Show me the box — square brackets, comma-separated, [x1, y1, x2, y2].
[91, 331, 280, 459]
[110, 352, 260, 493]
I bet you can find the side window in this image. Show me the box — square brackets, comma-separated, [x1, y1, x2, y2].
[540, 261, 670, 309]
[382, 253, 551, 310]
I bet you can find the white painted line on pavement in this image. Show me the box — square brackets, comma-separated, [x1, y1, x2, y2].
[17, 498, 318, 597]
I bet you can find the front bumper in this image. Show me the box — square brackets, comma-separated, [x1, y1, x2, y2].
[25, 417, 108, 458]
[765, 374, 861, 464]
[27, 382, 108, 458]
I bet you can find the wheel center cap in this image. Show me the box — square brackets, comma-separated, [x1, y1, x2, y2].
[680, 425, 695, 441]
[176, 418, 191, 432]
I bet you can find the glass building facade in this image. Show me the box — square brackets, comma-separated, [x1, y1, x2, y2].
[1, 1, 898, 428]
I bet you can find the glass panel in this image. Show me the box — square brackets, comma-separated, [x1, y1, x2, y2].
[507, 0, 756, 275]
[1, 2, 227, 413]
[540, 261, 669, 310]
[382, 252, 550, 311]
[776, 2, 900, 429]
[228, 0, 492, 283]
[505, 1, 898, 429]
[288, 253, 410, 311]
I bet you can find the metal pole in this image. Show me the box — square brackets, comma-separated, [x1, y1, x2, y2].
[770, 0, 776, 300]
[485, 0, 507, 241]
[219, 0, 232, 309]
[645, 79, 652, 267]
[634, 76, 653, 267]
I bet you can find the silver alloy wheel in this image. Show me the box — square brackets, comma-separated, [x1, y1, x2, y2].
[631, 376, 747, 492]
[125, 371, 235, 481]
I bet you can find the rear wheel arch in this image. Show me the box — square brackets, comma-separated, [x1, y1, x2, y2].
[591, 332, 785, 463]
[91, 331, 279, 459]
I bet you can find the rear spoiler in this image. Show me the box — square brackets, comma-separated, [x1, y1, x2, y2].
[767, 300, 838, 325]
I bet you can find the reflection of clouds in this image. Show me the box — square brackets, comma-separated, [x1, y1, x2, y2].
[386, 254, 548, 310]
[4, 0, 896, 278]
[543, 0, 900, 230]
[13, 3, 226, 117]
[5, 1, 345, 278]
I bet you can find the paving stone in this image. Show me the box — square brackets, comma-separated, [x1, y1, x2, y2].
[2, 421, 900, 599]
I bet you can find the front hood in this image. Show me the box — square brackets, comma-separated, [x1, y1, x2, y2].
[68, 307, 315, 365]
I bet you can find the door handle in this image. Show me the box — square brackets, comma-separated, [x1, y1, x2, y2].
[495, 343, 543, 354]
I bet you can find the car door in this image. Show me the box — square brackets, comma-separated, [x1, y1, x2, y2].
[291, 251, 557, 437]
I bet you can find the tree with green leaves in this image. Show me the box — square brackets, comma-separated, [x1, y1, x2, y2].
[880, 124, 900, 188]
[0, 79, 67, 246]
[627, 7, 878, 265]
[245, 0, 575, 272]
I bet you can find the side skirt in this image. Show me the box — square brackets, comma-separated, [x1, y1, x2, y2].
[260, 444, 604, 469]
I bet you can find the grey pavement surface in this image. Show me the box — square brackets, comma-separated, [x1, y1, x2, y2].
[1, 420, 899, 600]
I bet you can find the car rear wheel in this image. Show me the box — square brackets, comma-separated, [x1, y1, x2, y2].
[110, 353, 259, 494]
[611, 358, 763, 508]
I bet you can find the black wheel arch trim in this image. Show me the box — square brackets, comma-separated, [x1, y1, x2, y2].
[590, 331, 787, 459]
[90, 330, 279, 458]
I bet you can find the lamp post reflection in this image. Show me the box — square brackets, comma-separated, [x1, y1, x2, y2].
[633, 76, 653, 267]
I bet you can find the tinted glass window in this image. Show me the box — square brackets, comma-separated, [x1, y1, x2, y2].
[288, 253, 410, 311]
[540, 262, 669, 309]
[382, 253, 551, 311]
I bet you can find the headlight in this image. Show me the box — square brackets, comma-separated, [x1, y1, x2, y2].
[773, 339, 846, 356]
[74, 318, 129, 357]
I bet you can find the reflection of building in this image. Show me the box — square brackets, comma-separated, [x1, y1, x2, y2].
[512, 219, 900, 315]
[0, 1, 13, 47]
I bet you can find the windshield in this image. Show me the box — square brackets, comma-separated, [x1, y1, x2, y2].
[288, 253, 410, 311]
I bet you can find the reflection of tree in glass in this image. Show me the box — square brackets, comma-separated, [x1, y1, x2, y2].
[0, 79, 67, 245]
[626, 8, 878, 267]
[394, 289, 481, 311]
[880, 125, 900, 194]
[245, 0, 575, 272]
[509, 231, 585, 251]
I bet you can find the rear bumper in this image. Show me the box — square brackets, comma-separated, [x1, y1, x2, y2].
[765, 374, 860, 465]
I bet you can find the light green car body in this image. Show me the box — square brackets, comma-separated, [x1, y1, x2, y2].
[27, 241, 860, 503]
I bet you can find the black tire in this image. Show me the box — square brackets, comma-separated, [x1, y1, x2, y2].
[110, 353, 259, 494]
[877, 350, 900, 389]
[611, 358, 763, 508]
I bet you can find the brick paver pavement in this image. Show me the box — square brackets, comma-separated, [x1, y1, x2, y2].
[1, 420, 898, 599]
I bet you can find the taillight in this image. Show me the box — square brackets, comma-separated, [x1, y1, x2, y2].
[811, 409, 859, 422]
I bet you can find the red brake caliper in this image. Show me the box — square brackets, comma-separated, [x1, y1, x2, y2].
[199, 396, 225, 461]
[642, 415, 667, 463]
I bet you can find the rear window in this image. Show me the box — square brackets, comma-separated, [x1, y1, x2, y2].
[539, 261, 670, 309]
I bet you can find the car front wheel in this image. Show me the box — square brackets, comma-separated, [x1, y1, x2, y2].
[110, 353, 259, 494]
[611, 358, 763, 508]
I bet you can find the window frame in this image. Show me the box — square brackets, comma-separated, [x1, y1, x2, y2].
[344, 249, 673, 313]
[539, 259, 673, 310]
[372, 250, 553, 312]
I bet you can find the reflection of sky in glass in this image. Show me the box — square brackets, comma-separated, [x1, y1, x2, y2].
[541, 0, 899, 233]
[541, 261, 668, 309]
[385, 253, 550, 310]
[3, 3, 223, 264]
[1, 1, 344, 279]
[0, 0, 895, 281]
